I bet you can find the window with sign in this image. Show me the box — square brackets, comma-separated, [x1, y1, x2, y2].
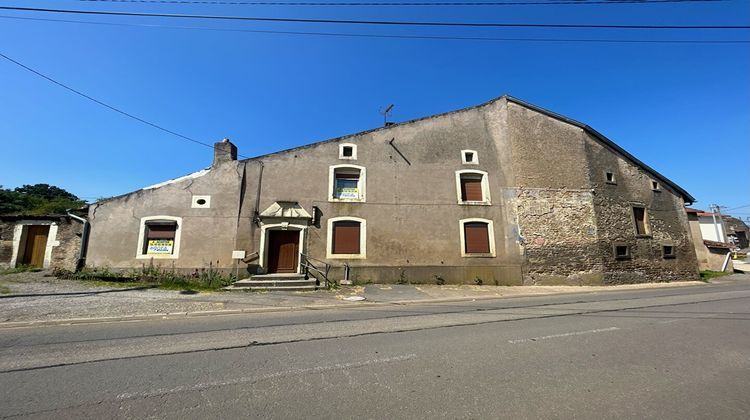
[137, 216, 182, 259]
[329, 165, 366, 202]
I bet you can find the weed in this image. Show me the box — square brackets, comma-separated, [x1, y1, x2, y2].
[397, 270, 408, 285]
[0, 284, 11, 294]
[0, 265, 43, 275]
[54, 263, 235, 292]
[433, 274, 445, 285]
[474, 276, 483, 286]
[699, 270, 730, 282]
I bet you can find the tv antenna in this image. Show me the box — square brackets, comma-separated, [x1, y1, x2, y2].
[380, 104, 394, 127]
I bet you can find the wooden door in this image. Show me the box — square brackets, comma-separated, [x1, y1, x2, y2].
[20, 225, 50, 268]
[267, 230, 300, 273]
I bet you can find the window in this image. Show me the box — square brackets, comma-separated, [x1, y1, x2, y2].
[137, 216, 182, 259]
[327, 217, 366, 259]
[461, 149, 478, 165]
[613, 244, 631, 260]
[455, 170, 490, 205]
[329, 165, 366, 202]
[339, 143, 357, 160]
[605, 171, 616, 184]
[459, 219, 496, 257]
[192, 195, 211, 208]
[651, 180, 661, 191]
[662, 245, 675, 259]
[632, 207, 650, 236]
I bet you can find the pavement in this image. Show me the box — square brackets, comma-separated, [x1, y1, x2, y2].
[1, 274, 748, 419]
[0, 270, 716, 327]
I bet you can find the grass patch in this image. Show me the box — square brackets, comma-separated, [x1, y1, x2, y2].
[0, 284, 11, 294]
[54, 264, 235, 293]
[0, 265, 43, 275]
[699, 270, 730, 282]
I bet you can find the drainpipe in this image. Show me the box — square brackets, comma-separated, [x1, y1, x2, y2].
[66, 209, 89, 272]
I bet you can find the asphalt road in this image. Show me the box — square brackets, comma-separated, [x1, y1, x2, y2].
[1, 276, 749, 419]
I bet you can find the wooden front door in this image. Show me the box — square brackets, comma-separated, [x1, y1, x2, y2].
[20, 225, 50, 268]
[267, 230, 300, 273]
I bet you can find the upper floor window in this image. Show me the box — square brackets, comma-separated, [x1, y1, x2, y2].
[461, 149, 479, 165]
[455, 170, 490, 205]
[329, 164, 366, 202]
[137, 216, 182, 259]
[651, 180, 661, 191]
[605, 171, 616, 184]
[339, 143, 357, 160]
[632, 207, 650, 236]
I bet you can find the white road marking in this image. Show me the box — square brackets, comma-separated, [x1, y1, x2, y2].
[115, 353, 417, 400]
[508, 327, 620, 344]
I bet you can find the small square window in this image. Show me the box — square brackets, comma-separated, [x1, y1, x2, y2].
[339, 143, 357, 160]
[461, 150, 479, 165]
[651, 180, 661, 191]
[662, 245, 675, 259]
[613, 244, 631, 260]
[605, 172, 616, 184]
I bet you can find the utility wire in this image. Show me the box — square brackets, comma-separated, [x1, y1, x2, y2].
[725, 204, 750, 211]
[76, 0, 728, 7]
[3, 15, 748, 43]
[0, 51, 246, 158]
[2, 6, 748, 29]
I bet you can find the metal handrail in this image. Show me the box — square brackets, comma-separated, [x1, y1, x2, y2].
[300, 253, 334, 289]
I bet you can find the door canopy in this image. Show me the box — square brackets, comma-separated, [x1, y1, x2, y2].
[259, 201, 312, 219]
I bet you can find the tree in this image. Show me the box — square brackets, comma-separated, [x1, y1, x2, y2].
[0, 184, 86, 215]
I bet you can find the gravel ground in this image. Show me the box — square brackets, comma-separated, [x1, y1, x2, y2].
[0, 270, 709, 324]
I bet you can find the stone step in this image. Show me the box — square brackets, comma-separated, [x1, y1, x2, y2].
[231, 274, 319, 291]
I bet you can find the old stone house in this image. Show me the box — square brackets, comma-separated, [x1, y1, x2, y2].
[0, 213, 87, 272]
[85, 95, 699, 286]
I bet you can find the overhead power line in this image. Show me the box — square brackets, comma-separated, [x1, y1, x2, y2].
[2, 6, 748, 30]
[76, 0, 728, 7]
[3, 15, 748, 44]
[0, 51, 245, 158]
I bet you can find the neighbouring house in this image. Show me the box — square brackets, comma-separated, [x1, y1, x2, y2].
[685, 208, 734, 272]
[0, 212, 88, 272]
[723, 215, 750, 249]
[85, 95, 700, 286]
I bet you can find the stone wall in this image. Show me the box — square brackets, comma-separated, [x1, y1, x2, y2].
[583, 133, 699, 283]
[0, 217, 82, 271]
[512, 188, 603, 285]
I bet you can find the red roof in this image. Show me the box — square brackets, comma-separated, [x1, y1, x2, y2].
[703, 240, 734, 249]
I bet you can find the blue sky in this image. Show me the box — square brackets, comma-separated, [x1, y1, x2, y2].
[1, 0, 748, 218]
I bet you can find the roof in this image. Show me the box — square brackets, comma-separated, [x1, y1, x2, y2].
[703, 240, 734, 249]
[239, 94, 695, 204]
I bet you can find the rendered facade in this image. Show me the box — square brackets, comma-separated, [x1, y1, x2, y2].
[86, 95, 700, 285]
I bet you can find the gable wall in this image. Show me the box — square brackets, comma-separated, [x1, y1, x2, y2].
[582, 132, 699, 283]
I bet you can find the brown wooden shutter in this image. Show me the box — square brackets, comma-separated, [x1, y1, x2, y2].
[146, 224, 177, 239]
[633, 208, 647, 235]
[333, 221, 360, 254]
[460, 176, 483, 201]
[464, 222, 490, 254]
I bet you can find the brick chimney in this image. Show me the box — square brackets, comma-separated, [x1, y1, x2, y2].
[213, 138, 237, 166]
